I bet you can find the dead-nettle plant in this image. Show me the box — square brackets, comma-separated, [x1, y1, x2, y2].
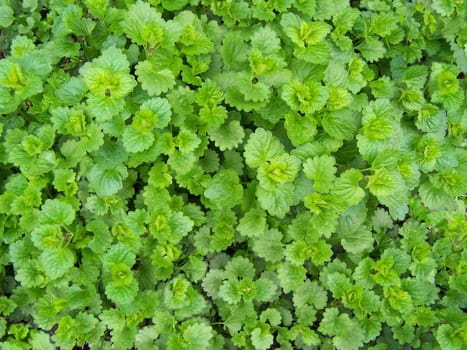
[0, 0, 466, 349]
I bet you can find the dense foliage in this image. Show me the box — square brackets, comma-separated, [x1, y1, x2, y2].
[0, 0, 466, 349]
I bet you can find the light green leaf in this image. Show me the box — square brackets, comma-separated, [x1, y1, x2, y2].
[251, 326, 274, 350]
[168, 212, 194, 242]
[204, 169, 243, 208]
[244, 128, 285, 168]
[0, 6, 15, 28]
[303, 155, 336, 193]
[368, 168, 400, 198]
[282, 80, 329, 114]
[105, 277, 139, 305]
[87, 164, 128, 197]
[257, 153, 301, 190]
[208, 120, 245, 151]
[123, 1, 168, 47]
[237, 208, 267, 238]
[315, 0, 349, 20]
[277, 262, 307, 293]
[284, 112, 318, 146]
[319, 307, 365, 350]
[30, 331, 54, 350]
[175, 130, 201, 153]
[358, 36, 386, 63]
[40, 199, 75, 226]
[432, 0, 456, 16]
[136, 61, 176, 96]
[122, 127, 155, 153]
[182, 323, 213, 350]
[140, 97, 172, 129]
[321, 109, 359, 141]
[255, 277, 277, 302]
[435, 324, 465, 350]
[310, 240, 333, 266]
[332, 169, 365, 207]
[340, 225, 374, 254]
[252, 228, 283, 262]
[257, 182, 295, 218]
[40, 248, 75, 280]
[369, 13, 398, 37]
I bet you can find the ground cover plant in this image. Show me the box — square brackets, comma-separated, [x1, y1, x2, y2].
[0, 0, 466, 349]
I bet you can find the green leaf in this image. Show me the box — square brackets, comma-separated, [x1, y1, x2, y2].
[87, 164, 128, 197]
[161, 0, 189, 11]
[331, 169, 366, 207]
[252, 228, 283, 262]
[280, 13, 305, 46]
[168, 212, 194, 243]
[204, 169, 243, 208]
[418, 180, 455, 211]
[282, 80, 329, 114]
[321, 109, 359, 141]
[80, 47, 136, 98]
[285, 240, 310, 265]
[284, 112, 318, 146]
[86, 220, 112, 254]
[340, 225, 374, 254]
[135, 326, 159, 349]
[371, 208, 393, 233]
[105, 276, 139, 305]
[257, 153, 301, 190]
[315, 0, 348, 20]
[257, 182, 295, 218]
[251, 326, 274, 350]
[181, 323, 213, 350]
[415, 134, 441, 173]
[303, 155, 336, 193]
[136, 61, 176, 96]
[384, 286, 413, 314]
[432, 0, 457, 16]
[208, 120, 245, 151]
[103, 243, 136, 267]
[175, 130, 201, 153]
[429, 63, 464, 110]
[358, 36, 386, 63]
[415, 104, 446, 133]
[326, 86, 352, 111]
[140, 97, 172, 129]
[309, 239, 334, 266]
[123, 1, 168, 47]
[122, 127, 155, 153]
[367, 168, 400, 197]
[237, 208, 267, 238]
[436, 324, 465, 350]
[39, 248, 75, 280]
[401, 65, 428, 90]
[293, 0, 317, 16]
[102, 244, 138, 304]
[319, 307, 365, 350]
[255, 277, 277, 302]
[293, 280, 328, 310]
[244, 128, 285, 168]
[29, 331, 54, 350]
[277, 262, 307, 293]
[260, 308, 282, 326]
[0, 6, 14, 28]
[40, 199, 75, 226]
[221, 32, 249, 70]
[430, 168, 467, 196]
[369, 13, 398, 37]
